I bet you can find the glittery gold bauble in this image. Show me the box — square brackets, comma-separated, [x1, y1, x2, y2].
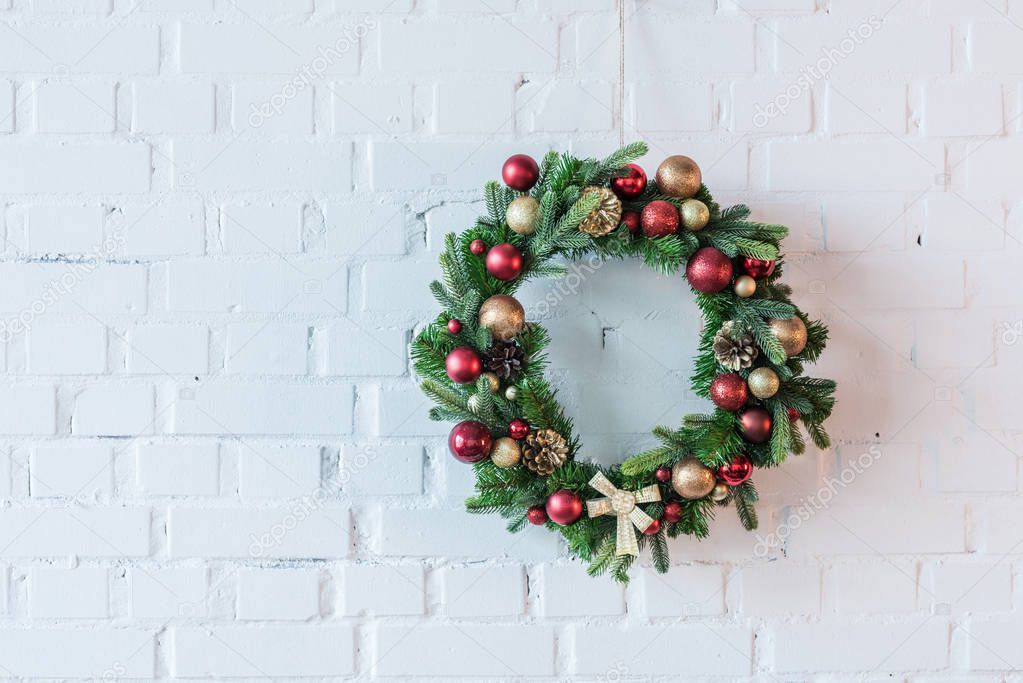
[506, 195, 540, 235]
[671, 457, 717, 500]
[490, 436, 521, 469]
[578, 186, 623, 237]
[482, 371, 500, 394]
[680, 198, 710, 231]
[747, 367, 780, 399]
[655, 155, 702, 199]
[710, 483, 730, 502]
[733, 275, 756, 299]
[504, 386, 518, 401]
[768, 317, 808, 357]
[478, 294, 525, 342]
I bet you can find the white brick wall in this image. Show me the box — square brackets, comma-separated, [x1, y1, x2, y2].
[0, 1, 1018, 679]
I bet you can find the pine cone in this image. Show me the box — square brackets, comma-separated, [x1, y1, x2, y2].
[713, 321, 758, 371]
[484, 340, 525, 380]
[578, 186, 623, 237]
[522, 428, 570, 475]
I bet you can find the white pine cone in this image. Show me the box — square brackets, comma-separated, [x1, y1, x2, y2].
[713, 321, 759, 371]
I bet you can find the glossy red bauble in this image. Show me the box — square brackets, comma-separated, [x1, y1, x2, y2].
[710, 373, 749, 411]
[469, 239, 486, 256]
[621, 210, 641, 234]
[485, 243, 523, 281]
[738, 407, 773, 444]
[502, 154, 540, 191]
[508, 418, 530, 440]
[445, 346, 482, 384]
[527, 504, 549, 525]
[662, 501, 683, 524]
[610, 163, 648, 199]
[640, 200, 680, 238]
[448, 420, 493, 463]
[545, 489, 583, 525]
[686, 247, 734, 294]
[787, 407, 801, 422]
[742, 257, 776, 279]
[447, 319, 463, 335]
[655, 466, 672, 483]
[718, 454, 753, 486]
[643, 518, 661, 535]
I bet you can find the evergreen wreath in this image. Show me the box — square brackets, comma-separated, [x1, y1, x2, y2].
[411, 142, 836, 582]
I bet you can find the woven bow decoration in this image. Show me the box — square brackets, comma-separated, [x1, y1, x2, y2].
[585, 472, 662, 557]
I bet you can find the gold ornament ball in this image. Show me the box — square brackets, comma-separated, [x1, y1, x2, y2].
[504, 386, 518, 401]
[506, 195, 540, 235]
[768, 316, 808, 357]
[578, 186, 623, 237]
[656, 155, 702, 199]
[733, 275, 756, 299]
[710, 483, 730, 502]
[482, 371, 500, 394]
[671, 457, 717, 500]
[478, 294, 526, 342]
[747, 367, 780, 399]
[680, 198, 710, 231]
[490, 437, 522, 469]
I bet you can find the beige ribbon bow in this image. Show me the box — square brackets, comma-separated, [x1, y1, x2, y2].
[585, 472, 662, 557]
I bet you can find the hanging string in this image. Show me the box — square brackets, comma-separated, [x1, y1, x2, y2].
[618, 0, 626, 147]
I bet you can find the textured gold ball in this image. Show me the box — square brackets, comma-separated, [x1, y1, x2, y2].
[733, 275, 756, 298]
[506, 195, 540, 235]
[747, 367, 780, 399]
[578, 186, 623, 237]
[478, 294, 525, 342]
[504, 386, 518, 401]
[680, 198, 710, 231]
[490, 437, 521, 469]
[482, 371, 500, 394]
[710, 483, 730, 502]
[656, 155, 702, 199]
[768, 317, 808, 357]
[671, 457, 717, 500]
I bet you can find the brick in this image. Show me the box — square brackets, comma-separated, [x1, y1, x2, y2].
[171, 626, 354, 678]
[220, 203, 302, 255]
[171, 383, 352, 435]
[828, 562, 919, 615]
[0, 629, 154, 678]
[0, 508, 149, 557]
[72, 384, 154, 436]
[769, 141, 944, 192]
[379, 20, 557, 74]
[540, 564, 623, 616]
[435, 79, 514, 133]
[572, 625, 752, 677]
[521, 80, 612, 133]
[132, 81, 214, 133]
[923, 82, 1003, 136]
[30, 446, 112, 498]
[0, 144, 150, 193]
[934, 429, 1016, 493]
[24, 205, 105, 254]
[0, 80, 12, 133]
[321, 201, 408, 257]
[721, 0, 814, 9]
[180, 24, 358, 75]
[325, 319, 405, 376]
[981, 503, 1023, 554]
[928, 562, 1012, 614]
[362, 259, 437, 312]
[130, 567, 208, 619]
[167, 262, 347, 314]
[440, 565, 523, 617]
[340, 443, 422, 496]
[27, 321, 106, 374]
[32, 0, 111, 13]
[739, 563, 819, 616]
[128, 325, 209, 375]
[342, 564, 423, 615]
[776, 20, 950, 75]
[376, 508, 561, 560]
[375, 625, 555, 677]
[826, 81, 907, 134]
[167, 507, 348, 559]
[961, 140, 1023, 197]
[968, 619, 1023, 669]
[237, 569, 319, 620]
[772, 621, 948, 672]
[238, 446, 320, 499]
[634, 82, 714, 132]
[922, 196, 1004, 251]
[0, 27, 159, 74]
[110, 201, 206, 257]
[225, 323, 307, 375]
[330, 82, 414, 134]
[29, 568, 108, 618]
[733, 80, 813, 133]
[135, 444, 219, 496]
[174, 140, 351, 193]
[0, 386, 56, 435]
[232, 80, 314, 134]
[359, 385, 445, 437]
[971, 23, 1023, 74]
[35, 82, 115, 133]
[633, 565, 725, 617]
[0, 263, 146, 315]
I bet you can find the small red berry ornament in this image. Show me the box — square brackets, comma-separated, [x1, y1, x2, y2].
[662, 500, 683, 524]
[643, 518, 661, 535]
[738, 407, 772, 443]
[621, 210, 641, 234]
[448, 420, 493, 463]
[686, 247, 734, 294]
[641, 199, 680, 237]
[545, 489, 583, 525]
[485, 243, 523, 281]
[527, 505, 549, 525]
[508, 418, 529, 440]
[469, 239, 486, 256]
[447, 319, 463, 335]
[445, 346, 482, 384]
[610, 163, 647, 199]
[655, 466, 672, 483]
[502, 154, 540, 191]
[718, 454, 754, 486]
[710, 373, 749, 411]
[787, 407, 801, 421]
[742, 257, 776, 279]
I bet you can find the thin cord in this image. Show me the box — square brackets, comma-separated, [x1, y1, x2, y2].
[618, 0, 626, 147]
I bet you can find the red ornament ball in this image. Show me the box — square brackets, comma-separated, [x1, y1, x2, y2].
[527, 504, 549, 525]
[610, 163, 647, 199]
[643, 518, 661, 535]
[686, 247, 734, 294]
[718, 454, 753, 486]
[508, 418, 530, 440]
[662, 501, 683, 524]
[621, 210, 641, 234]
[502, 154, 540, 191]
[469, 239, 486, 256]
[742, 257, 776, 279]
[787, 407, 801, 422]
[485, 243, 523, 281]
[739, 407, 772, 444]
[655, 466, 672, 483]
[641, 200, 680, 238]
[445, 346, 482, 384]
[545, 489, 583, 525]
[710, 373, 749, 411]
[447, 319, 463, 335]
[448, 420, 493, 463]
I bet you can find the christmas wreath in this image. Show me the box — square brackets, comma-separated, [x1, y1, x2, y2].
[411, 143, 836, 582]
